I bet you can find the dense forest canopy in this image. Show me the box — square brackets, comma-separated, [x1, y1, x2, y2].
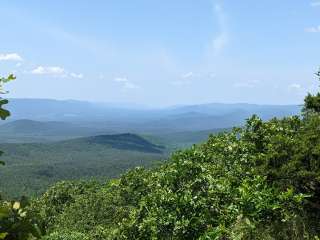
[1, 70, 320, 239]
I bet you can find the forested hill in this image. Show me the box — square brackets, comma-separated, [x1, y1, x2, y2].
[0, 133, 165, 197]
[61, 133, 165, 154]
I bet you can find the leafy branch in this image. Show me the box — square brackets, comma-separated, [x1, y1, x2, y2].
[0, 74, 15, 166]
[0, 74, 15, 121]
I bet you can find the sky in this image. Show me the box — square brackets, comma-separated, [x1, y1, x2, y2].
[0, 0, 319, 107]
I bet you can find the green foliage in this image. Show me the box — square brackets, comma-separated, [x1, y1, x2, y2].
[0, 74, 15, 165]
[30, 169, 151, 239]
[30, 181, 101, 230]
[0, 197, 43, 240]
[111, 115, 316, 239]
[0, 74, 15, 121]
[0, 99, 10, 122]
[41, 230, 90, 240]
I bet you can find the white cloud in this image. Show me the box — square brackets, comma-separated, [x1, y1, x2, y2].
[114, 77, 140, 90]
[31, 66, 83, 79]
[31, 66, 65, 75]
[70, 72, 83, 79]
[305, 26, 320, 33]
[311, 1, 320, 7]
[0, 53, 23, 61]
[181, 72, 193, 79]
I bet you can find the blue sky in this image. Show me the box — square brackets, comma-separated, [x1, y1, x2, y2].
[0, 0, 319, 106]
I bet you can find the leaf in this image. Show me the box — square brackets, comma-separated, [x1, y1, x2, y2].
[0, 99, 10, 120]
[0, 206, 10, 219]
[0, 233, 8, 240]
[7, 74, 16, 81]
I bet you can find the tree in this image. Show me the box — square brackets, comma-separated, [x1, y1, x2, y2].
[304, 68, 320, 113]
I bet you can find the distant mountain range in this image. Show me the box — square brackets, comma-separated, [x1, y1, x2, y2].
[2, 98, 301, 133]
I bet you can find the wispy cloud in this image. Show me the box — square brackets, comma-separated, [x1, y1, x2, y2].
[31, 66, 65, 75]
[31, 66, 83, 78]
[114, 77, 129, 83]
[311, 1, 320, 7]
[288, 83, 302, 90]
[70, 72, 84, 79]
[114, 77, 140, 89]
[288, 83, 305, 96]
[171, 72, 194, 86]
[172, 71, 216, 86]
[211, 4, 228, 56]
[0, 53, 23, 61]
[181, 72, 193, 79]
[305, 26, 320, 33]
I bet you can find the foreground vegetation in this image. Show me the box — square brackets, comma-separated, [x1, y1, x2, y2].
[1, 71, 320, 239]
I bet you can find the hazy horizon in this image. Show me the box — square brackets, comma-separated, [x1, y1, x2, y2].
[6, 97, 303, 109]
